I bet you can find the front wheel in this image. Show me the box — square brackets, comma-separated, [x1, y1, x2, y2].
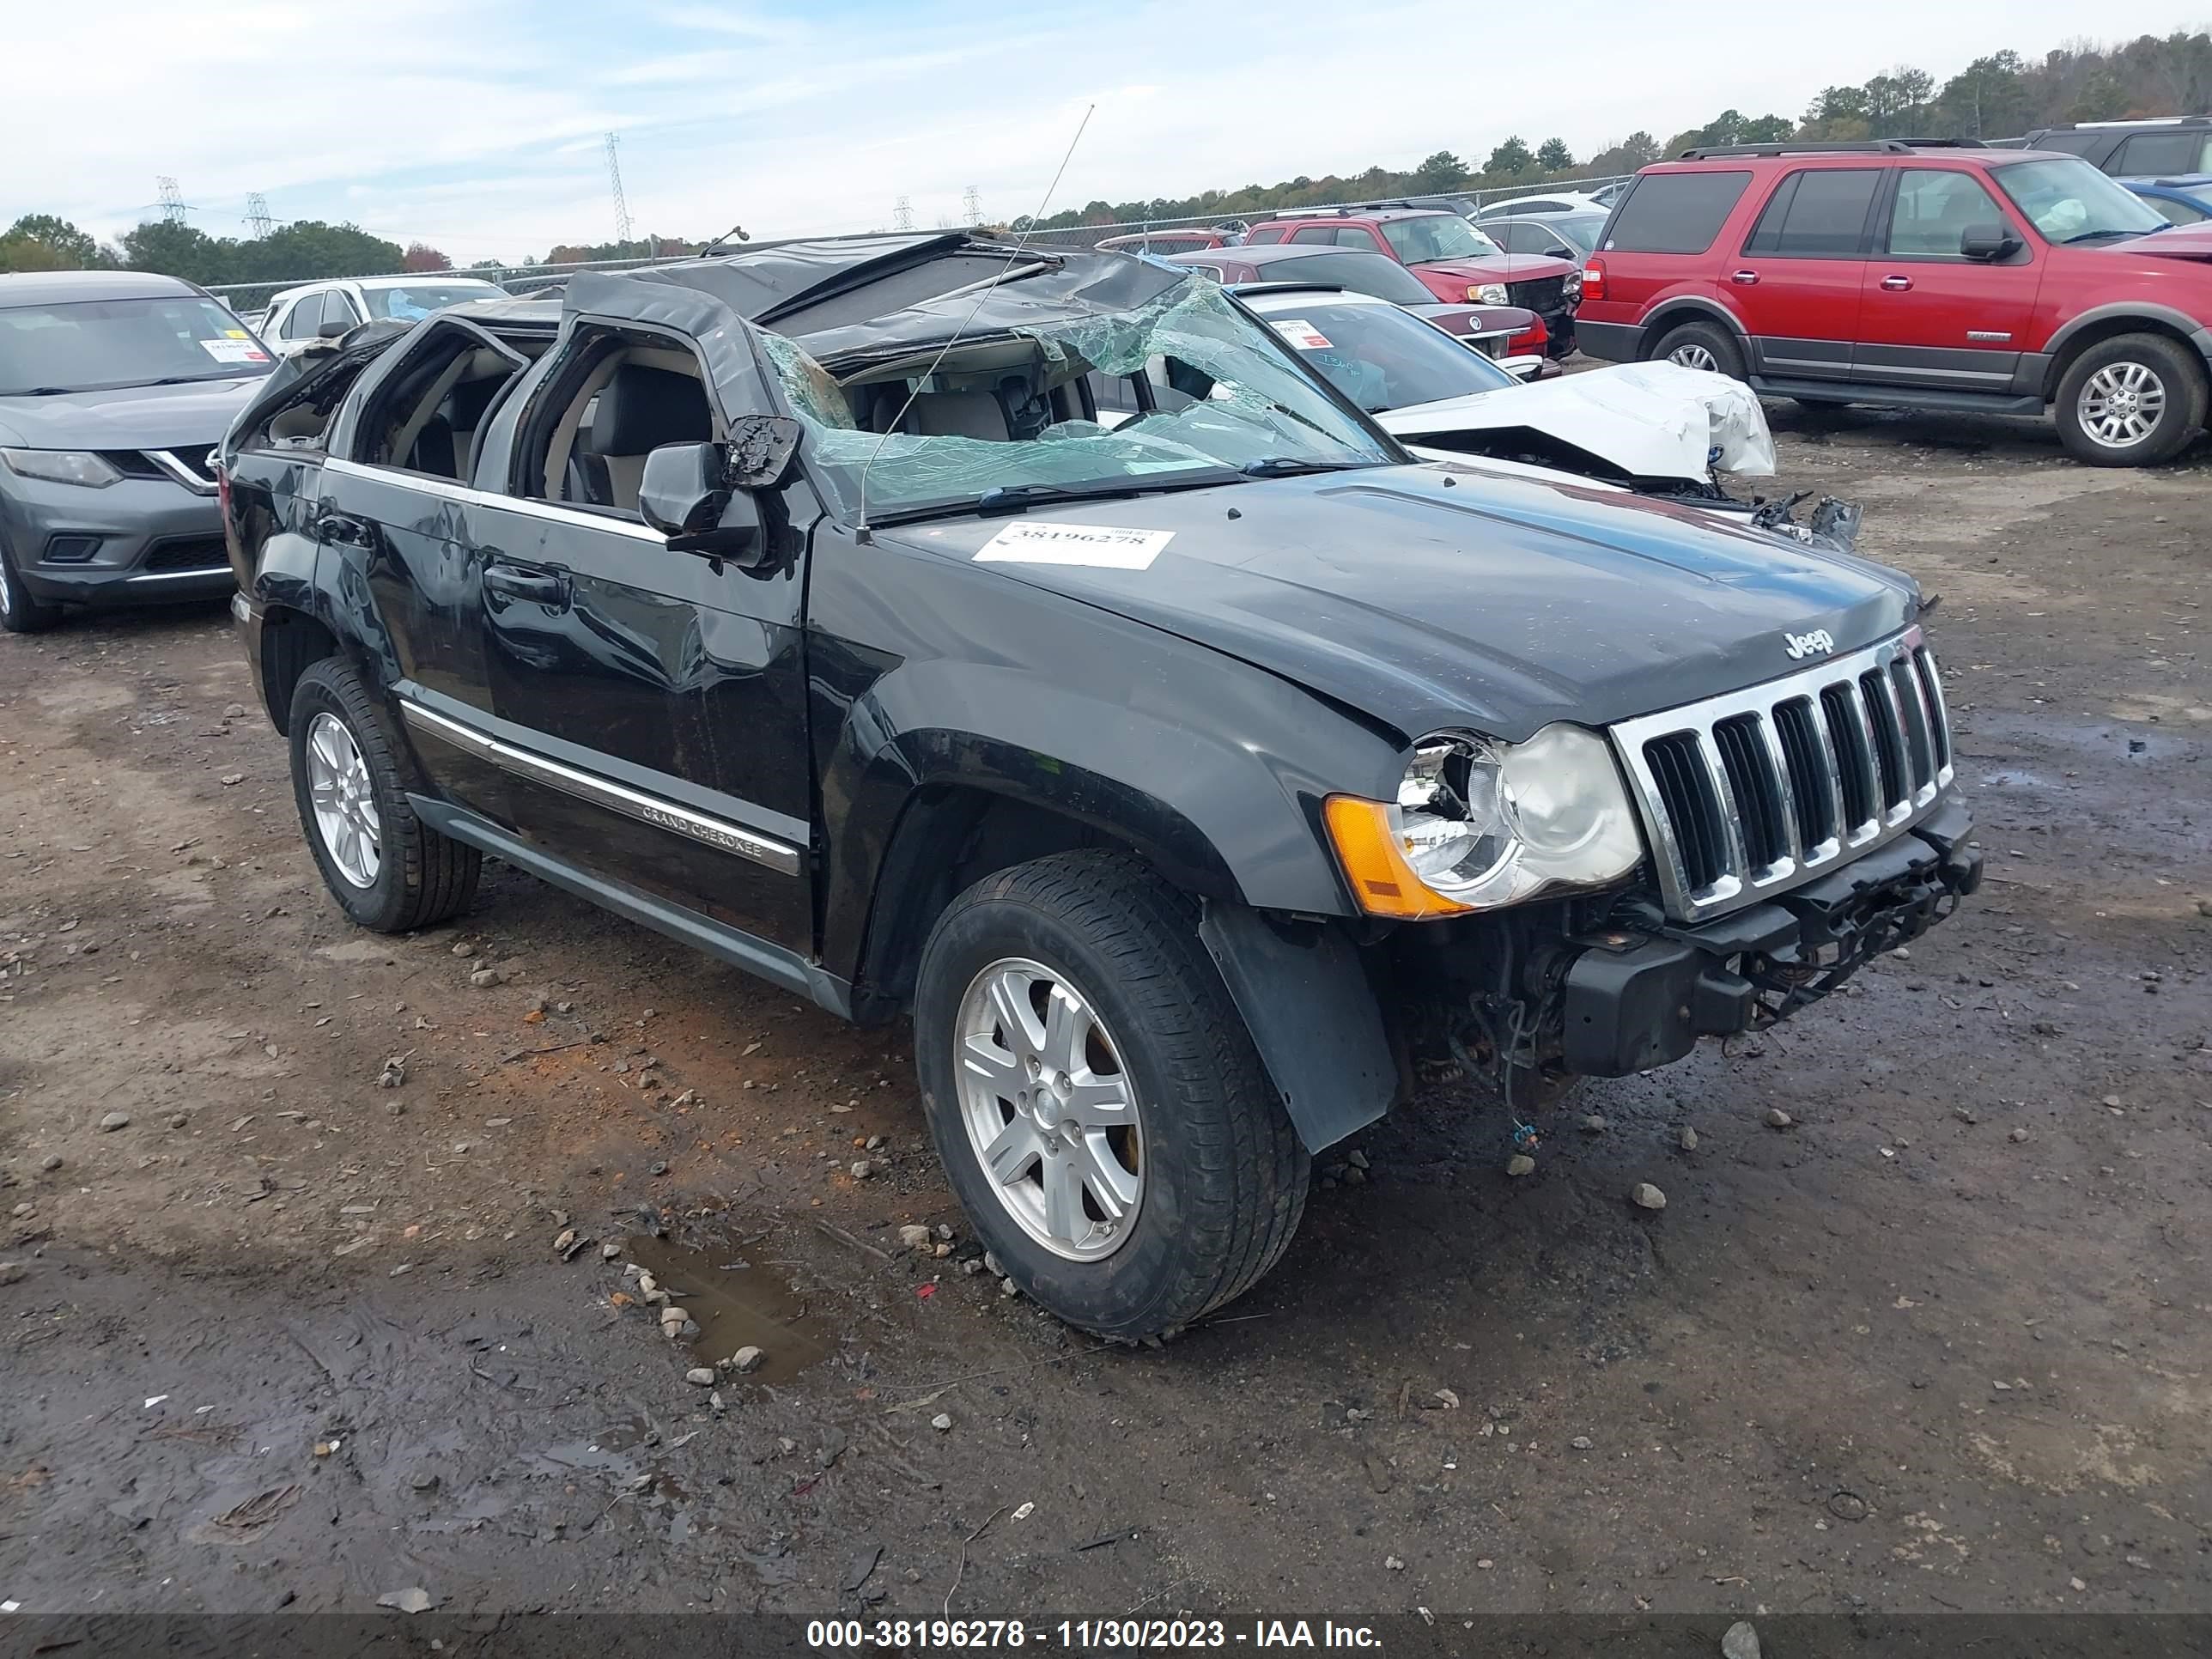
[0, 536, 60, 635]
[914, 853, 1310, 1340]
[2054, 333, 2207, 466]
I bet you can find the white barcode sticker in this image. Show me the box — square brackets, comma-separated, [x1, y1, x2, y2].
[974, 520, 1174, 571]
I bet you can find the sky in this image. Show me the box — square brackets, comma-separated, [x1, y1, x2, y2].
[3, 0, 2201, 265]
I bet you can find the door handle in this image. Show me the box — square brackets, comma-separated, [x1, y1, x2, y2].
[313, 511, 371, 548]
[1729, 270, 1759, 286]
[483, 563, 570, 607]
[1881, 275, 1914, 291]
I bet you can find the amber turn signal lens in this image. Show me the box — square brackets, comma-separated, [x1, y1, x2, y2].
[1322, 795, 1474, 920]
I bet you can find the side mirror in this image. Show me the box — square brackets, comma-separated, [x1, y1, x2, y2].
[638, 441, 759, 557]
[316, 318, 351, 339]
[1960, 222, 2021, 262]
[726, 413, 803, 489]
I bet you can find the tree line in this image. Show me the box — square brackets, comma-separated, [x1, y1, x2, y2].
[1016, 30, 2212, 230]
[4, 31, 2207, 281]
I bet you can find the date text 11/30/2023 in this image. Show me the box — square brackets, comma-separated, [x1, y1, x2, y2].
[805, 1619, 1384, 1648]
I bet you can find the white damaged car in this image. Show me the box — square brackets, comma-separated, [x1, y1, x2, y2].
[1230, 283, 1857, 546]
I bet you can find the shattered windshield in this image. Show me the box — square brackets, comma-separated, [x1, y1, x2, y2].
[761, 278, 1399, 523]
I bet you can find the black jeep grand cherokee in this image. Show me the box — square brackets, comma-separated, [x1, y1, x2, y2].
[219, 234, 1979, 1340]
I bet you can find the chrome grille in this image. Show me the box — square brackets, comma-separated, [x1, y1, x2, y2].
[1609, 628, 1955, 922]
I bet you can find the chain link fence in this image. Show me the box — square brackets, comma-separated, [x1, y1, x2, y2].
[202, 178, 1634, 315]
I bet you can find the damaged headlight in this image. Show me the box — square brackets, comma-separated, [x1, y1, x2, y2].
[1324, 725, 1644, 918]
[1468, 283, 1510, 306]
[0, 448, 121, 489]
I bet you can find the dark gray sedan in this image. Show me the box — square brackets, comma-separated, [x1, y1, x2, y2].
[0, 269, 274, 631]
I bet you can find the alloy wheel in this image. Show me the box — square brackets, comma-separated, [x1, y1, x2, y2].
[2077, 361, 2166, 450]
[954, 957, 1143, 1261]
[305, 711, 381, 888]
[0, 555, 14, 618]
[1668, 343, 1719, 372]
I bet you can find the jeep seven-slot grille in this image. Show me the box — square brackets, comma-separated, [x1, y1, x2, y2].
[1610, 630, 1955, 923]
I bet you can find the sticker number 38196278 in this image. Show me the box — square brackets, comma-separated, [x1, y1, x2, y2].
[974, 520, 1176, 571]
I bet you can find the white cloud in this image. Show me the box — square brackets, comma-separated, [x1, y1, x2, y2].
[1, 0, 2199, 264]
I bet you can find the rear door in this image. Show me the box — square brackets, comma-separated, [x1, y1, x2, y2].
[1855, 167, 2045, 396]
[315, 315, 534, 817]
[1726, 166, 1884, 381]
[456, 301, 815, 953]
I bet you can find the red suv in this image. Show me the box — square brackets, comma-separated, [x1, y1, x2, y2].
[1576, 140, 2212, 465]
[1243, 208, 1581, 356]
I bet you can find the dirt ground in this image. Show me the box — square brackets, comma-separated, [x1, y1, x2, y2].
[2, 404, 2208, 1632]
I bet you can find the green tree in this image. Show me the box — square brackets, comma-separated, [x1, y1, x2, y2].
[5, 215, 102, 267]
[1411, 150, 1470, 191]
[118, 220, 231, 284]
[1936, 51, 2030, 136]
[1535, 137, 1575, 172]
[1485, 136, 1534, 175]
[1863, 65, 1936, 136]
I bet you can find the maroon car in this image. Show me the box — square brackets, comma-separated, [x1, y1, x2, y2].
[1160, 244, 1553, 369]
[1242, 208, 1580, 356]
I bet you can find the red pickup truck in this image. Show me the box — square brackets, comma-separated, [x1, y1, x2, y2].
[1575, 140, 2212, 465]
[1242, 208, 1581, 356]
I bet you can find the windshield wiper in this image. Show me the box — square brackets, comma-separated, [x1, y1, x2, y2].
[6, 386, 77, 398]
[975, 480, 1141, 518]
[1239, 457, 1369, 477]
[2062, 228, 2146, 244]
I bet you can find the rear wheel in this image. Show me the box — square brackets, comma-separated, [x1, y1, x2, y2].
[0, 536, 60, 635]
[288, 657, 479, 933]
[1650, 319, 1747, 382]
[2054, 332, 2206, 466]
[914, 852, 1309, 1340]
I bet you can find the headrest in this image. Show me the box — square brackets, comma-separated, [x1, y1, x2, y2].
[590, 363, 712, 456]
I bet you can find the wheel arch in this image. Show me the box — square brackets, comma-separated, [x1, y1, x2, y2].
[2041, 306, 2212, 401]
[845, 769, 1247, 1020]
[1638, 297, 1751, 357]
[256, 604, 341, 737]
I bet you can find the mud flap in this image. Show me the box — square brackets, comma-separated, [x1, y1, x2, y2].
[1197, 902, 1395, 1154]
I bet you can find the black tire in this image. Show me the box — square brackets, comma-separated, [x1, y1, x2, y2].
[0, 534, 61, 635]
[2053, 332, 2207, 467]
[1650, 319, 1747, 382]
[914, 852, 1309, 1340]
[288, 657, 479, 933]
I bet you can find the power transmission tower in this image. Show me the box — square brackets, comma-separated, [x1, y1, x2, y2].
[244, 193, 274, 238]
[155, 177, 189, 224]
[605, 132, 634, 248]
[893, 195, 914, 231]
[963, 185, 981, 227]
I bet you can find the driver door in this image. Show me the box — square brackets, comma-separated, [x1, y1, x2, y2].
[1853, 167, 2045, 397]
[457, 315, 815, 952]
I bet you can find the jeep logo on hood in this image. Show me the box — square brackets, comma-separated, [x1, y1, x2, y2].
[1784, 628, 1836, 660]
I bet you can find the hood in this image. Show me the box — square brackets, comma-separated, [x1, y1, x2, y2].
[883, 465, 1917, 744]
[1411, 253, 1577, 283]
[2109, 222, 2212, 264]
[0, 375, 270, 450]
[1374, 361, 1778, 483]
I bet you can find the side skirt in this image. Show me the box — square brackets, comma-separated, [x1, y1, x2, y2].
[410, 795, 855, 1021]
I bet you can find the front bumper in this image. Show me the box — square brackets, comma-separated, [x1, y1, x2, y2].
[0, 473, 234, 609]
[1560, 799, 1981, 1076]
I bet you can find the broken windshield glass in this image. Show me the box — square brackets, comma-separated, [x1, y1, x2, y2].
[758, 278, 1398, 523]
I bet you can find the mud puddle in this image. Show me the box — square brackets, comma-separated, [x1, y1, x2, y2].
[623, 1233, 833, 1383]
